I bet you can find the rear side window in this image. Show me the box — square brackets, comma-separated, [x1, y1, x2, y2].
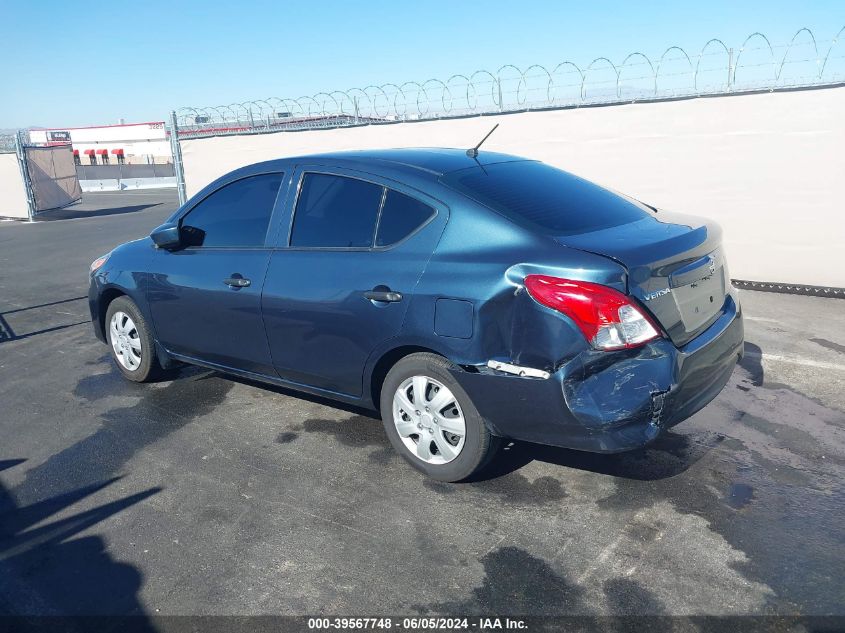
[441, 161, 650, 235]
[376, 190, 435, 246]
[291, 173, 383, 247]
[181, 172, 283, 247]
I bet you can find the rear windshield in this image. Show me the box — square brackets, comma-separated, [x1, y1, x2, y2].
[441, 161, 651, 235]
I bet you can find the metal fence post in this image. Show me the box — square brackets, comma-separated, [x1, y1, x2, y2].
[497, 78, 504, 112]
[14, 130, 36, 222]
[727, 48, 734, 91]
[169, 111, 187, 206]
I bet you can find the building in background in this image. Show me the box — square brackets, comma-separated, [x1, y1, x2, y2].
[28, 121, 171, 165]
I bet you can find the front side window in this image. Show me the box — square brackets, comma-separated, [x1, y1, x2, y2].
[290, 173, 383, 248]
[181, 172, 283, 247]
[376, 190, 435, 246]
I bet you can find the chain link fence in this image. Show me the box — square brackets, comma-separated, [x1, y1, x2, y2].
[0, 131, 21, 154]
[174, 26, 845, 138]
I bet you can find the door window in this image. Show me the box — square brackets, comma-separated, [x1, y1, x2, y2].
[181, 173, 283, 247]
[375, 190, 435, 246]
[290, 173, 383, 248]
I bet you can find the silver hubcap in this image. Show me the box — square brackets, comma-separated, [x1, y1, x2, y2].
[392, 375, 466, 465]
[109, 311, 142, 371]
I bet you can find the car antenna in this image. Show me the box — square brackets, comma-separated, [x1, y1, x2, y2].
[466, 123, 499, 158]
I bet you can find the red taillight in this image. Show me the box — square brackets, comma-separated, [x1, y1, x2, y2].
[523, 275, 661, 351]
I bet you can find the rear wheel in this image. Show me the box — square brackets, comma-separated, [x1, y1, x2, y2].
[105, 296, 160, 382]
[380, 353, 499, 482]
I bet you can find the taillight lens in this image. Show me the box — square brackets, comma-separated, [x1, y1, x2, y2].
[524, 275, 661, 351]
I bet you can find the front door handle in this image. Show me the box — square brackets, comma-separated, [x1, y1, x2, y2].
[224, 276, 251, 288]
[364, 289, 402, 303]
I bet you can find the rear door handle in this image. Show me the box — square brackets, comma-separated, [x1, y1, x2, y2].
[224, 276, 251, 288]
[364, 290, 402, 303]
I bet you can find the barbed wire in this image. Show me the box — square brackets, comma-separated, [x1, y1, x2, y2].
[174, 26, 843, 136]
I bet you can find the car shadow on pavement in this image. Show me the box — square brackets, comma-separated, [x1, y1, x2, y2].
[0, 459, 159, 626]
[33, 202, 163, 222]
[474, 428, 725, 483]
[738, 341, 765, 386]
[223, 371, 728, 483]
[218, 356, 767, 485]
[221, 373, 378, 420]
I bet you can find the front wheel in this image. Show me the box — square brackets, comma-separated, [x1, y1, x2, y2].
[380, 353, 500, 482]
[105, 296, 161, 382]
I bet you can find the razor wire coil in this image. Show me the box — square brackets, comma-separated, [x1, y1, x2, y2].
[175, 27, 845, 137]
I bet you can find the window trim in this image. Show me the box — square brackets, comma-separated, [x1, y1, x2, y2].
[177, 170, 286, 250]
[374, 187, 438, 248]
[371, 187, 389, 248]
[284, 168, 439, 252]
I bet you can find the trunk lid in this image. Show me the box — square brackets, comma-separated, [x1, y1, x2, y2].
[555, 210, 729, 347]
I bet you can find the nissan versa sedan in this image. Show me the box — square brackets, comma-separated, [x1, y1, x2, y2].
[89, 148, 744, 482]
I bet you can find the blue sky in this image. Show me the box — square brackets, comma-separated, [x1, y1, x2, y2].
[1, 0, 842, 128]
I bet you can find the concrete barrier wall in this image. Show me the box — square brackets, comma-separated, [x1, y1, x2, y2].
[79, 179, 120, 192]
[0, 153, 30, 219]
[181, 87, 845, 288]
[76, 164, 176, 179]
[79, 177, 177, 192]
[119, 176, 177, 190]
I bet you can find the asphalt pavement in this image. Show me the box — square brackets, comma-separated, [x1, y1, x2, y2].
[0, 190, 843, 620]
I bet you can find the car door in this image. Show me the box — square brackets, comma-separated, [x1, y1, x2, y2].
[261, 166, 447, 397]
[146, 171, 287, 376]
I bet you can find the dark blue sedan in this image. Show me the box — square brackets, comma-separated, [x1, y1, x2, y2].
[88, 149, 744, 481]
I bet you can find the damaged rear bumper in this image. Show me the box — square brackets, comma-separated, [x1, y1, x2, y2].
[451, 296, 744, 453]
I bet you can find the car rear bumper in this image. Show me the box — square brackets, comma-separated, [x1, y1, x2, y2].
[451, 295, 744, 453]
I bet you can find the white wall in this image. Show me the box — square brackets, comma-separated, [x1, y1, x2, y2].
[29, 123, 171, 163]
[30, 122, 167, 144]
[180, 87, 845, 288]
[0, 153, 30, 219]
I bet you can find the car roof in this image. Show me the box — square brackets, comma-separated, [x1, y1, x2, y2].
[254, 148, 530, 178]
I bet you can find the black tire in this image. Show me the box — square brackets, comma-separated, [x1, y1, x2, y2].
[380, 352, 500, 482]
[104, 296, 161, 383]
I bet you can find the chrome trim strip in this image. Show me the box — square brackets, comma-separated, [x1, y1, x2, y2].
[486, 360, 550, 380]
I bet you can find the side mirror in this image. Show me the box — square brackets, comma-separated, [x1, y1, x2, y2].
[150, 222, 181, 250]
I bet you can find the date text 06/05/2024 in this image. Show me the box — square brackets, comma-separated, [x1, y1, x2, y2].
[307, 617, 528, 630]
